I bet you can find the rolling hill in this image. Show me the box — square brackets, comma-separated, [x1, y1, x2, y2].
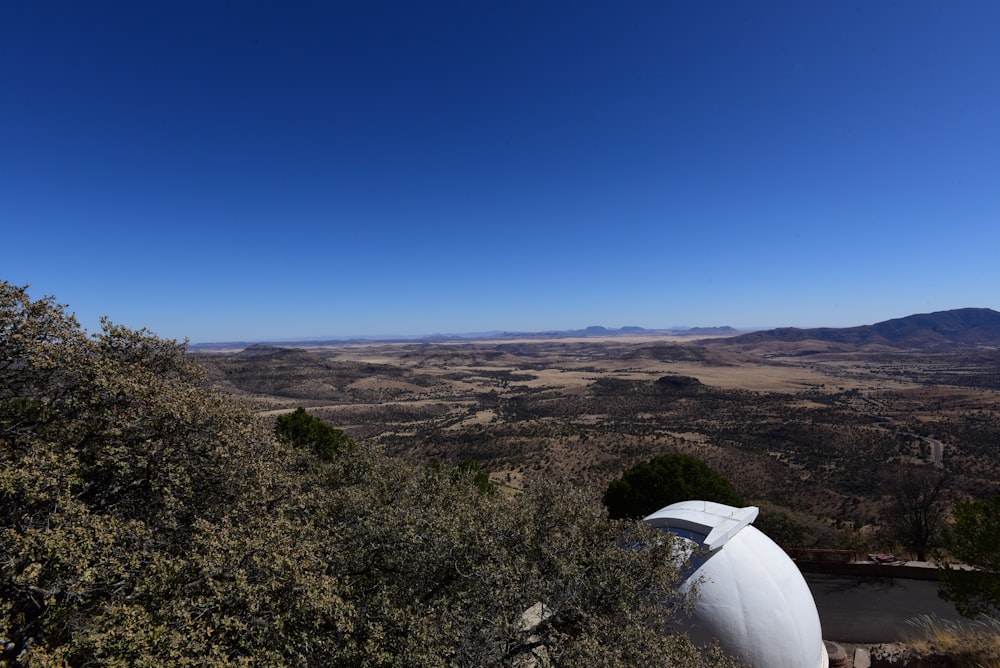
[712, 308, 1000, 351]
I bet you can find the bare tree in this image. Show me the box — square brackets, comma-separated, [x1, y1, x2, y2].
[880, 466, 950, 561]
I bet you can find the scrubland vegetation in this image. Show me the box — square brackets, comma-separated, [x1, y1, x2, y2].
[6, 281, 1000, 665]
[193, 308, 1000, 660]
[195, 334, 1000, 556]
[1, 283, 739, 666]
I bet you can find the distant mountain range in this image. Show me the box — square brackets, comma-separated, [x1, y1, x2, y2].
[189, 309, 1000, 352]
[715, 308, 1000, 350]
[188, 325, 740, 351]
[491, 325, 741, 340]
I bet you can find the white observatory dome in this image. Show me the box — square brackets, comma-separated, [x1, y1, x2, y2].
[645, 500, 828, 668]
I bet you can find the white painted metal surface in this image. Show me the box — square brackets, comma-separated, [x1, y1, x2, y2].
[646, 500, 828, 668]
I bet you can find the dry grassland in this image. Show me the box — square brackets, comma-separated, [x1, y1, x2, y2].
[194, 336, 1000, 537]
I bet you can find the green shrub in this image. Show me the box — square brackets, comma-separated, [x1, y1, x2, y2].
[275, 407, 354, 460]
[604, 453, 744, 519]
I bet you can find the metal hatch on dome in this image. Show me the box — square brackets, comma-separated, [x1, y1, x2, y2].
[644, 500, 759, 552]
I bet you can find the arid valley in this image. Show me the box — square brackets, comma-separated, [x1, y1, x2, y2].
[194, 310, 1000, 548]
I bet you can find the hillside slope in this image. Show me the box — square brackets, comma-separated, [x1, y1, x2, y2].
[713, 308, 1000, 351]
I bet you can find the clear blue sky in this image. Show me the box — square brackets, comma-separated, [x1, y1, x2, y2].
[4, 2, 998, 343]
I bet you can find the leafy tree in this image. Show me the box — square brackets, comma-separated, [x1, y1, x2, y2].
[319, 458, 737, 666]
[603, 453, 744, 520]
[1, 282, 288, 664]
[275, 406, 354, 460]
[938, 494, 1000, 619]
[1, 282, 740, 666]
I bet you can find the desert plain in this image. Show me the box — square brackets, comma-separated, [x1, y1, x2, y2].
[193, 330, 1000, 544]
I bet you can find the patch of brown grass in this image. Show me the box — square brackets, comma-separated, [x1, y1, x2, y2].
[906, 615, 1000, 667]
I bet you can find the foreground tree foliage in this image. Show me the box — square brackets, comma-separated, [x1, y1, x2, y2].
[1, 282, 738, 667]
[938, 494, 1000, 619]
[603, 454, 744, 520]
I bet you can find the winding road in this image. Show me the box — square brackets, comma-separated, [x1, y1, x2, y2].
[860, 393, 944, 468]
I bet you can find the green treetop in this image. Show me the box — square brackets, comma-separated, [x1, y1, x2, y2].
[604, 453, 744, 520]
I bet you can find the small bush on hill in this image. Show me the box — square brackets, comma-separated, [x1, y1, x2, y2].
[603, 453, 744, 520]
[275, 406, 355, 459]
